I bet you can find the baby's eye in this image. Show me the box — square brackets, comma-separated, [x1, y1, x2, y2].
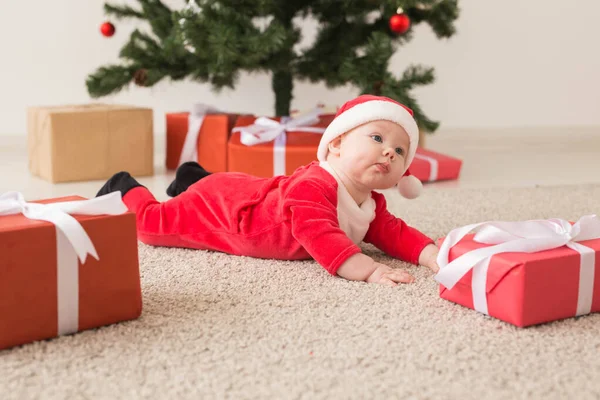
[371, 135, 383, 143]
[395, 148, 404, 155]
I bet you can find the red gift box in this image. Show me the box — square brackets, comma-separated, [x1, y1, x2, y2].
[0, 192, 142, 350]
[165, 111, 241, 172]
[411, 147, 462, 183]
[435, 217, 600, 327]
[228, 112, 334, 178]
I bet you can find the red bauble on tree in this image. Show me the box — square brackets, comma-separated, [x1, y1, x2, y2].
[100, 22, 116, 37]
[389, 11, 411, 35]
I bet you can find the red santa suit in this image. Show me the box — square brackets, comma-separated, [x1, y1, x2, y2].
[122, 161, 433, 275]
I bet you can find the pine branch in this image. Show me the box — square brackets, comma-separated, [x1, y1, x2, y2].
[104, 1, 173, 39]
[254, 20, 296, 57]
[104, 3, 144, 19]
[200, 0, 270, 17]
[296, 19, 373, 86]
[177, 8, 268, 87]
[406, 0, 460, 38]
[118, 30, 161, 68]
[142, 69, 171, 86]
[86, 65, 139, 98]
[401, 65, 436, 89]
[427, 0, 460, 38]
[348, 69, 440, 133]
[380, 79, 440, 132]
[338, 32, 394, 88]
[137, 0, 174, 40]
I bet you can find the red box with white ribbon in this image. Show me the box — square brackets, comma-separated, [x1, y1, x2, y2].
[0, 192, 142, 350]
[434, 216, 600, 327]
[227, 110, 334, 178]
[165, 108, 241, 172]
[410, 147, 462, 183]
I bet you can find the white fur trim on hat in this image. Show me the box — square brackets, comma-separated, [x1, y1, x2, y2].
[398, 174, 423, 199]
[317, 99, 420, 168]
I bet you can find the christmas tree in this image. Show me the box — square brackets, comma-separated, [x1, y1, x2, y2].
[87, 0, 459, 133]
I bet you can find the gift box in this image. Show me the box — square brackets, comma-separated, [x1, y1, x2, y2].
[228, 111, 334, 178]
[27, 104, 154, 183]
[0, 192, 142, 350]
[434, 216, 600, 327]
[165, 106, 241, 172]
[410, 147, 462, 183]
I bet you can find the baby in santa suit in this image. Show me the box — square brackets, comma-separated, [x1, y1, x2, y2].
[97, 95, 440, 286]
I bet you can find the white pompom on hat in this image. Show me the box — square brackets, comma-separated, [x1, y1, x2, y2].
[317, 94, 423, 199]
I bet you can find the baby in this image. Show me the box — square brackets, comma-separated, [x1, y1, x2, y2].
[97, 95, 440, 286]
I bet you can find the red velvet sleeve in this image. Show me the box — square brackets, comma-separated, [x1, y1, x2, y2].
[363, 191, 434, 265]
[283, 180, 362, 275]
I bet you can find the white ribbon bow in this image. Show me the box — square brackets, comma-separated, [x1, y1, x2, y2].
[178, 103, 221, 167]
[435, 215, 600, 316]
[231, 107, 327, 176]
[233, 107, 326, 147]
[0, 191, 128, 334]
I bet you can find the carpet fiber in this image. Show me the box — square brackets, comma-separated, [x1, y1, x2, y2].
[2, 183, 600, 399]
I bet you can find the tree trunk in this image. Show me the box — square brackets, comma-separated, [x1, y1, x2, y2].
[373, 80, 384, 96]
[272, 69, 293, 116]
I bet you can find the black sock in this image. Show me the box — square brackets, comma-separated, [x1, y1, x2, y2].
[166, 161, 212, 197]
[96, 171, 143, 198]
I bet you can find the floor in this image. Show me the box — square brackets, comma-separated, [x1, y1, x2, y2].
[1, 125, 599, 201]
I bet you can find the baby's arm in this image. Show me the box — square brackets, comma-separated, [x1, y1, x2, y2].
[364, 191, 438, 271]
[284, 180, 418, 285]
[284, 180, 363, 275]
[418, 243, 440, 273]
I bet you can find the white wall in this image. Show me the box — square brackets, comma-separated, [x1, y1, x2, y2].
[1, 0, 599, 137]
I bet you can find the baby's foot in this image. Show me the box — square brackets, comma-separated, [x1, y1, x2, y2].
[166, 162, 211, 197]
[96, 171, 143, 198]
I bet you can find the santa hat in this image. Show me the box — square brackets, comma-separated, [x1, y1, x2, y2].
[317, 94, 423, 199]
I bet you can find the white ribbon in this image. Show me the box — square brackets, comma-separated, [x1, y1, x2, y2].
[435, 215, 600, 316]
[178, 103, 221, 167]
[232, 108, 326, 176]
[413, 153, 438, 182]
[0, 191, 128, 335]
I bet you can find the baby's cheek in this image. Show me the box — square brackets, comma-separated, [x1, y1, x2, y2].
[354, 164, 371, 180]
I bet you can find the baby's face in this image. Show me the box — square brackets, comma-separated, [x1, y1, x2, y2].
[335, 120, 410, 190]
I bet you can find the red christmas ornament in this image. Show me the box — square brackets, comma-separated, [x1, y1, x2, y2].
[389, 13, 411, 34]
[100, 22, 116, 37]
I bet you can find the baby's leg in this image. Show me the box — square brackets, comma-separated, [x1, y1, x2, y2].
[96, 172, 165, 245]
[97, 171, 217, 249]
[120, 186, 177, 246]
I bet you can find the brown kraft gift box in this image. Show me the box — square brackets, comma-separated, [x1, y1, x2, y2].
[27, 104, 154, 183]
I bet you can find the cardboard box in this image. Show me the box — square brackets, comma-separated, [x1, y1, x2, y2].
[165, 112, 240, 172]
[27, 104, 154, 183]
[228, 114, 334, 177]
[0, 194, 142, 350]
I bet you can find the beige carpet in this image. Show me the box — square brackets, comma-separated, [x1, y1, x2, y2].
[2, 183, 600, 399]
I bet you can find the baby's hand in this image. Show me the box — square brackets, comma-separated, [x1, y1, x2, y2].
[366, 263, 415, 286]
[336, 253, 414, 286]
